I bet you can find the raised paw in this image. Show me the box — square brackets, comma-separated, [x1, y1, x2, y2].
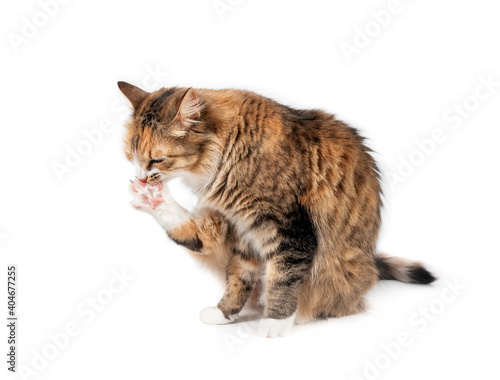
[258, 314, 296, 338]
[129, 179, 164, 214]
[199, 306, 238, 325]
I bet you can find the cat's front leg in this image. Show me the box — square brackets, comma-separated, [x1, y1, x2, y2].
[258, 248, 314, 338]
[129, 180, 229, 258]
[200, 252, 260, 325]
[130, 179, 206, 252]
[129, 179, 191, 233]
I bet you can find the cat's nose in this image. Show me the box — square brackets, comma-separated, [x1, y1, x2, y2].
[138, 177, 148, 184]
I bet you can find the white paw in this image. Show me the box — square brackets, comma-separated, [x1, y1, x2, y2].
[199, 306, 238, 325]
[258, 313, 296, 338]
[129, 179, 165, 215]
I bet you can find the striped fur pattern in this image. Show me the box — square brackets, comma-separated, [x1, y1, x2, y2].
[119, 82, 436, 336]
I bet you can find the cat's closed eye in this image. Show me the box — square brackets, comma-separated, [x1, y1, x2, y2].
[147, 159, 164, 170]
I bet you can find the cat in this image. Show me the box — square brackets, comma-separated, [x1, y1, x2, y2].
[118, 81, 436, 338]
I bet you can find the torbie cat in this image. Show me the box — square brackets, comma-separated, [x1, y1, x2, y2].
[118, 81, 435, 338]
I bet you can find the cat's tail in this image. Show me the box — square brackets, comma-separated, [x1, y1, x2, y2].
[375, 253, 436, 284]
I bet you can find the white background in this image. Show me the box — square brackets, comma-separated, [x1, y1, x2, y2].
[1, 0, 499, 379]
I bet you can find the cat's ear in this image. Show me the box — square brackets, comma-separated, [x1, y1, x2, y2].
[176, 88, 201, 129]
[117, 81, 149, 109]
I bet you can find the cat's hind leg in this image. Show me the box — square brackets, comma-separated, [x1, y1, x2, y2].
[297, 246, 378, 320]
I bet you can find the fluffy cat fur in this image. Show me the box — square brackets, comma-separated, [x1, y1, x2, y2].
[119, 81, 436, 337]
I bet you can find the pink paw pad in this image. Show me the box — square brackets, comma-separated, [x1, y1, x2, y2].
[129, 179, 164, 211]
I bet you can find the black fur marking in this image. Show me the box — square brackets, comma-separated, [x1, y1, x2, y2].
[171, 236, 203, 253]
[408, 266, 437, 285]
[141, 88, 176, 127]
[277, 204, 318, 257]
[262, 204, 318, 319]
[315, 312, 329, 320]
[375, 256, 437, 285]
[151, 89, 176, 112]
[233, 248, 257, 262]
[239, 277, 254, 293]
[275, 274, 304, 288]
[375, 257, 394, 281]
[282, 254, 312, 267]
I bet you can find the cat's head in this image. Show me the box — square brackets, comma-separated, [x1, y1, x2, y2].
[118, 82, 219, 187]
